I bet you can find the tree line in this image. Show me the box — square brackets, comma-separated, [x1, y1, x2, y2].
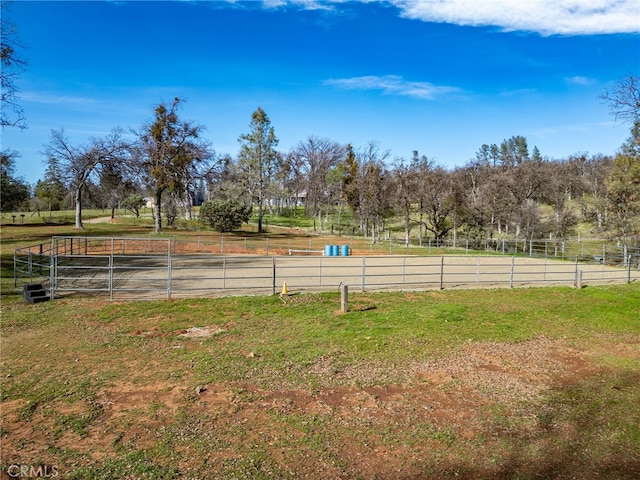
[2, 81, 639, 245]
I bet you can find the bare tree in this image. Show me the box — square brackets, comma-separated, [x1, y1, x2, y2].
[419, 166, 455, 241]
[45, 128, 129, 228]
[356, 142, 391, 242]
[279, 151, 306, 215]
[391, 156, 419, 246]
[99, 162, 140, 219]
[541, 160, 579, 238]
[600, 74, 640, 126]
[0, 1, 27, 129]
[289, 136, 344, 231]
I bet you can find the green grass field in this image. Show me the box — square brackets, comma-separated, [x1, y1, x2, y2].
[1, 221, 639, 479]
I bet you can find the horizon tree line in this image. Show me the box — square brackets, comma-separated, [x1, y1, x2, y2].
[2, 77, 639, 245]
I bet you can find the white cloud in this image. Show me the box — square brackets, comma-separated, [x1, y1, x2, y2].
[565, 76, 596, 86]
[389, 0, 640, 36]
[262, 0, 337, 10]
[20, 92, 104, 107]
[324, 75, 460, 99]
[249, 1, 639, 35]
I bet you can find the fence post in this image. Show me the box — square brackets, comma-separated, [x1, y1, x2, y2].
[109, 254, 114, 301]
[223, 257, 227, 289]
[575, 269, 583, 289]
[272, 257, 276, 295]
[50, 254, 56, 300]
[628, 255, 632, 284]
[623, 245, 628, 267]
[167, 254, 172, 300]
[340, 284, 349, 313]
[402, 256, 406, 286]
[28, 252, 33, 283]
[510, 256, 515, 288]
[361, 257, 366, 293]
[440, 256, 444, 290]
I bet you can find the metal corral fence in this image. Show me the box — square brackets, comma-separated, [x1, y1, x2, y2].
[14, 236, 640, 301]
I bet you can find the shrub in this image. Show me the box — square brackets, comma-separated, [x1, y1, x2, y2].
[199, 200, 252, 232]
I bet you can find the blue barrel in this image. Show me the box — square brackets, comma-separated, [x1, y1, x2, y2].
[341, 245, 349, 256]
[325, 245, 332, 256]
[331, 245, 339, 256]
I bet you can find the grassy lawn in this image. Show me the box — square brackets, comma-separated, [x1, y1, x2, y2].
[1, 223, 639, 479]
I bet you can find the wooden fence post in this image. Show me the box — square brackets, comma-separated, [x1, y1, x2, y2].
[340, 284, 348, 313]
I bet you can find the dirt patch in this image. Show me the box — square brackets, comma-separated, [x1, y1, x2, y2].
[131, 325, 226, 338]
[416, 337, 602, 405]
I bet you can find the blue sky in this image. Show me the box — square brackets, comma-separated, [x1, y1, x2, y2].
[3, 0, 639, 185]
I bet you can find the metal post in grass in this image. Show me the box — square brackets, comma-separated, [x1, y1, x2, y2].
[575, 269, 583, 289]
[440, 255, 444, 290]
[628, 255, 632, 284]
[361, 257, 366, 293]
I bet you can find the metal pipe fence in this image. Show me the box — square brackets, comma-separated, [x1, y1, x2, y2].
[13, 236, 640, 301]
